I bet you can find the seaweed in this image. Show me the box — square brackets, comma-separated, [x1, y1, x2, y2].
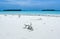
[24, 23, 34, 31]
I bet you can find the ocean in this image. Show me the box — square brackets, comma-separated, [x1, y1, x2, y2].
[0, 11, 60, 15]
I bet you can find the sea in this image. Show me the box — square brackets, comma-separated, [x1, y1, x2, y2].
[0, 11, 60, 15]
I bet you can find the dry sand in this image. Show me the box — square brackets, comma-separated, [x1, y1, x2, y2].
[0, 14, 60, 39]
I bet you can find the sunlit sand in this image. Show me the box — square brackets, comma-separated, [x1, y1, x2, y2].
[0, 14, 60, 39]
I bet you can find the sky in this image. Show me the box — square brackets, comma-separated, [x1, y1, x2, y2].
[0, 0, 60, 10]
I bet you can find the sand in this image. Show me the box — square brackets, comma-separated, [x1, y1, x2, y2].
[0, 14, 60, 39]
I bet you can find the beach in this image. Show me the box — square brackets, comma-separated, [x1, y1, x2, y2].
[0, 14, 60, 39]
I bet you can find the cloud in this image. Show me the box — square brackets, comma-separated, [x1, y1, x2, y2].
[0, 0, 60, 6]
[8, 1, 59, 7]
[1, 0, 31, 6]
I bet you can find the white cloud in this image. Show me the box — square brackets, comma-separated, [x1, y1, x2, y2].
[3, 0, 31, 6]
[0, 0, 59, 7]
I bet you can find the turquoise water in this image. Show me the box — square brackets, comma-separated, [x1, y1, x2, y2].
[0, 11, 60, 14]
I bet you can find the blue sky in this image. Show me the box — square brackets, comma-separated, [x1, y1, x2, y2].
[0, 0, 60, 10]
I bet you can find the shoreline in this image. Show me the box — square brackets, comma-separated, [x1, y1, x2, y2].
[0, 14, 60, 17]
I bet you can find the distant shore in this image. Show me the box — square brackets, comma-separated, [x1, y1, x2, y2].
[0, 9, 60, 11]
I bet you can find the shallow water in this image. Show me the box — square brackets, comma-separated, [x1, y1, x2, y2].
[0, 11, 60, 14]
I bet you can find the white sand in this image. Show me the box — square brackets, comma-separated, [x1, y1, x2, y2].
[0, 14, 60, 39]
